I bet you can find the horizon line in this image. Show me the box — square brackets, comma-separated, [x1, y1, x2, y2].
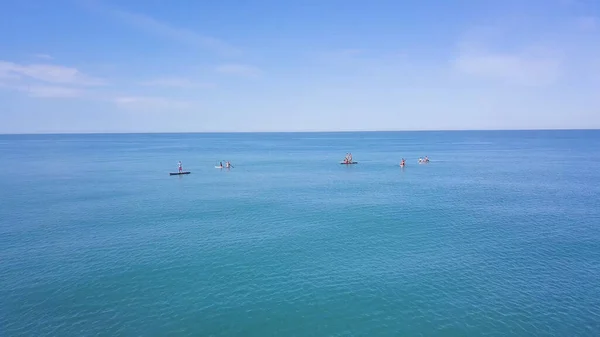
[1, 127, 599, 136]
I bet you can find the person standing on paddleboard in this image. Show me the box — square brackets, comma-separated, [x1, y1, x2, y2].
[344, 153, 353, 163]
[178, 161, 183, 173]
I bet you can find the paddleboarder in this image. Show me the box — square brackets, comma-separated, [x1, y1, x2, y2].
[178, 161, 183, 173]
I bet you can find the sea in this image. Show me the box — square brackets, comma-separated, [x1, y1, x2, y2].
[1, 130, 599, 337]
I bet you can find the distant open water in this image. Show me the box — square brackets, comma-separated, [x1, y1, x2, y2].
[1, 130, 600, 336]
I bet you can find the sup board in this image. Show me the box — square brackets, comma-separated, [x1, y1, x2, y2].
[340, 162, 358, 164]
[170, 172, 190, 175]
[215, 166, 223, 169]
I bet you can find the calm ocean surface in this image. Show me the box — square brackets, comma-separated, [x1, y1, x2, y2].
[1, 130, 600, 336]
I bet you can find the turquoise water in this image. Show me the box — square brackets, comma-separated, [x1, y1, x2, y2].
[1, 130, 600, 336]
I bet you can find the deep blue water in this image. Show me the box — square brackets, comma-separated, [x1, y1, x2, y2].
[1, 130, 600, 336]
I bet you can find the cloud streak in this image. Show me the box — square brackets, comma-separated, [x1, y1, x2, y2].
[79, 0, 240, 57]
[215, 64, 262, 77]
[1, 59, 212, 103]
[114, 96, 194, 110]
[0, 59, 108, 98]
[454, 14, 600, 87]
[0, 60, 105, 86]
[452, 22, 567, 87]
[576, 16, 598, 32]
[22, 85, 83, 98]
[139, 77, 214, 88]
[33, 53, 54, 60]
[454, 48, 562, 86]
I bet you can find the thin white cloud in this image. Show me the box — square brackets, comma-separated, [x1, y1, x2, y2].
[454, 15, 600, 87]
[0, 81, 84, 98]
[0, 60, 105, 86]
[33, 53, 54, 60]
[22, 85, 83, 98]
[338, 49, 364, 56]
[116, 10, 236, 54]
[114, 96, 193, 110]
[575, 16, 598, 31]
[313, 48, 367, 62]
[454, 48, 562, 86]
[453, 23, 565, 87]
[79, 0, 240, 57]
[0, 59, 109, 100]
[215, 64, 261, 77]
[139, 77, 214, 88]
[558, 0, 581, 6]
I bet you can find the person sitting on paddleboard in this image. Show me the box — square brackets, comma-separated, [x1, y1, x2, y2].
[178, 161, 183, 173]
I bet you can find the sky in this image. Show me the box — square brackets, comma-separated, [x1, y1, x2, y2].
[0, 0, 599, 133]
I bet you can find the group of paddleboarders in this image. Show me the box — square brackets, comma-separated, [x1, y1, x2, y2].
[217, 161, 233, 168]
[175, 160, 233, 173]
[176, 155, 429, 174]
[400, 156, 429, 167]
[343, 153, 353, 164]
[339, 153, 429, 167]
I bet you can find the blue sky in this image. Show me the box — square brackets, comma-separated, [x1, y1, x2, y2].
[0, 0, 599, 133]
